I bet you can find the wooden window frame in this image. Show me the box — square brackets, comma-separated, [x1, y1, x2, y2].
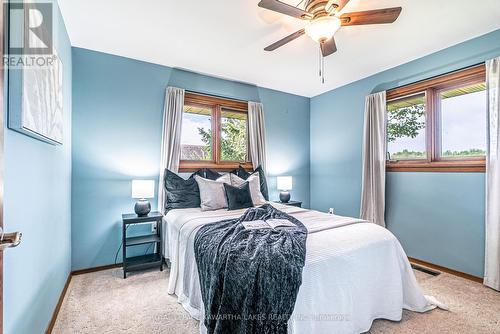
[386, 64, 486, 173]
[179, 92, 253, 172]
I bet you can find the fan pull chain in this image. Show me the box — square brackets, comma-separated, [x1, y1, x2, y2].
[322, 53, 325, 84]
[318, 47, 322, 78]
[318, 45, 325, 84]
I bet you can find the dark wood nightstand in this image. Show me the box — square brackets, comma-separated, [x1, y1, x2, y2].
[274, 201, 302, 208]
[122, 211, 163, 278]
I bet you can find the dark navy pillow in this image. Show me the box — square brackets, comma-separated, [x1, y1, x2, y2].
[205, 168, 223, 180]
[253, 166, 269, 201]
[231, 165, 251, 179]
[164, 169, 200, 211]
[224, 182, 253, 211]
[189, 168, 222, 181]
[230, 165, 269, 201]
[188, 169, 204, 179]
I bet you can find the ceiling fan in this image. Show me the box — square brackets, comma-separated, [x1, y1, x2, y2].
[258, 0, 402, 82]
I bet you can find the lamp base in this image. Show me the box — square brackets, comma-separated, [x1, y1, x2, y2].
[279, 191, 291, 203]
[134, 200, 151, 216]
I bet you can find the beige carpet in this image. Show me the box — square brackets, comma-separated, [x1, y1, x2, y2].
[52, 267, 500, 334]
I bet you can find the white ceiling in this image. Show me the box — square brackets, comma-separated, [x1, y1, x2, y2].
[57, 0, 500, 97]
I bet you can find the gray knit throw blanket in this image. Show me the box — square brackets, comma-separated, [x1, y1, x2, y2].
[194, 204, 307, 334]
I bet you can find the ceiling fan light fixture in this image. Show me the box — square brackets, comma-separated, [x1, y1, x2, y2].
[305, 16, 341, 43]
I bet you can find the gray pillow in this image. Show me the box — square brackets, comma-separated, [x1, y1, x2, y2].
[230, 165, 269, 200]
[194, 174, 231, 211]
[230, 173, 266, 205]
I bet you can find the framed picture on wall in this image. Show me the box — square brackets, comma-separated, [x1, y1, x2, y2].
[8, 51, 64, 145]
[7, 1, 64, 145]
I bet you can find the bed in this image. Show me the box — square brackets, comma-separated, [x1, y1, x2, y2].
[163, 202, 438, 334]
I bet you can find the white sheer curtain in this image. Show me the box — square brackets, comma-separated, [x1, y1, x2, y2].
[157, 87, 185, 213]
[360, 91, 387, 227]
[485, 57, 500, 291]
[248, 102, 267, 171]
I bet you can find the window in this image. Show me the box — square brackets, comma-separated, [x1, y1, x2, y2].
[181, 104, 213, 161]
[179, 93, 252, 172]
[220, 109, 248, 162]
[386, 64, 486, 172]
[440, 83, 486, 158]
[387, 94, 427, 160]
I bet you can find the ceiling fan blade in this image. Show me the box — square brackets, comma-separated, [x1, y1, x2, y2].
[320, 37, 337, 57]
[264, 29, 306, 51]
[258, 0, 313, 19]
[340, 7, 402, 26]
[326, 0, 351, 13]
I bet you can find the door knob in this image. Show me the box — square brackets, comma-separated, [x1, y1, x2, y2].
[0, 227, 22, 251]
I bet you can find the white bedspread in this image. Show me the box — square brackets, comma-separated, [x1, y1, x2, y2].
[163, 203, 437, 334]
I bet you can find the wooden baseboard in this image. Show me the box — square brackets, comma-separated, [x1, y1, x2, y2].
[46, 263, 123, 333]
[72, 263, 122, 276]
[45, 274, 72, 334]
[408, 257, 483, 283]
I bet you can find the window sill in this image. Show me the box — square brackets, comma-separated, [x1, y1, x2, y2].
[386, 161, 485, 173]
[179, 161, 253, 173]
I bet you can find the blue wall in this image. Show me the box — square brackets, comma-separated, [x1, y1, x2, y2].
[71, 48, 310, 270]
[3, 2, 73, 334]
[310, 29, 500, 277]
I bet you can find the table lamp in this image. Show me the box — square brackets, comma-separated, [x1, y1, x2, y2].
[277, 176, 292, 203]
[132, 180, 155, 216]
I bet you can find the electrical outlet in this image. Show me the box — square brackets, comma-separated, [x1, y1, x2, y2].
[328, 208, 335, 215]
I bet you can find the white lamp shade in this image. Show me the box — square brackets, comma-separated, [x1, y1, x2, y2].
[305, 16, 341, 43]
[132, 180, 155, 199]
[277, 176, 293, 191]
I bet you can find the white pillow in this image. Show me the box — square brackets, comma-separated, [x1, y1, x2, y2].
[195, 174, 231, 211]
[230, 173, 266, 205]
